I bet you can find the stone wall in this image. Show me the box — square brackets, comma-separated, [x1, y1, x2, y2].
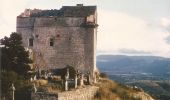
[16, 5, 97, 76]
[31, 86, 99, 100]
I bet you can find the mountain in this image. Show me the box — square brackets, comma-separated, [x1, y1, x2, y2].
[97, 55, 170, 100]
[97, 55, 170, 77]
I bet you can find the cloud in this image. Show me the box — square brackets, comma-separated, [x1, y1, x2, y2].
[0, 0, 28, 38]
[97, 10, 170, 57]
[118, 48, 151, 54]
[165, 35, 170, 44]
[161, 17, 170, 28]
[160, 17, 170, 32]
[161, 17, 170, 45]
[0, 1, 170, 57]
[0, 0, 59, 39]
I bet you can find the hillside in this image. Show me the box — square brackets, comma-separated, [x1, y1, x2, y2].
[94, 78, 154, 100]
[97, 55, 170, 100]
[126, 80, 170, 99]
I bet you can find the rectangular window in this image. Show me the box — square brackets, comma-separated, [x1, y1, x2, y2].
[50, 38, 54, 46]
[29, 38, 33, 46]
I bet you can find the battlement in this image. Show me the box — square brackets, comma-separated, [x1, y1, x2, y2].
[18, 4, 96, 17]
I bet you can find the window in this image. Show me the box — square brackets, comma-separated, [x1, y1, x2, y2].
[50, 38, 54, 46]
[29, 38, 33, 46]
[57, 34, 60, 38]
[35, 34, 39, 38]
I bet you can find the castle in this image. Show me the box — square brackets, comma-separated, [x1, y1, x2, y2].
[17, 4, 98, 77]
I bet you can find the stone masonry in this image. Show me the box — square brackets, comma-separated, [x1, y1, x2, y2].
[16, 4, 98, 77]
[31, 86, 99, 100]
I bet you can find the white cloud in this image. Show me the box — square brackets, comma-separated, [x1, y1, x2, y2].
[97, 10, 170, 57]
[0, 0, 58, 39]
[165, 35, 170, 43]
[0, 0, 28, 38]
[0, 1, 170, 57]
[161, 17, 170, 28]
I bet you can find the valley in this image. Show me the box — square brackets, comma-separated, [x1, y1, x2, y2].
[97, 55, 170, 100]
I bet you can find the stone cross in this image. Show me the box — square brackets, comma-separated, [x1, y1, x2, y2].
[65, 69, 69, 91]
[37, 68, 41, 79]
[30, 77, 33, 82]
[33, 83, 37, 93]
[66, 68, 69, 79]
[94, 74, 97, 83]
[87, 72, 91, 85]
[76, 69, 81, 79]
[11, 83, 15, 100]
[74, 73, 78, 88]
[80, 74, 84, 86]
[33, 75, 37, 81]
[65, 75, 68, 91]
[44, 72, 48, 79]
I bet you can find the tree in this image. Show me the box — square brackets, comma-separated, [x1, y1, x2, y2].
[1, 32, 32, 78]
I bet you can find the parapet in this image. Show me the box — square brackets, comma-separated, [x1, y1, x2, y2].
[18, 4, 96, 17]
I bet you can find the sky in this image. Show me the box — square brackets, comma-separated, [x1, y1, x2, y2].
[1, 0, 170, 57]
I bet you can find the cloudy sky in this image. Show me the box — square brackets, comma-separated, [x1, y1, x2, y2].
[1, 0, 170, 57]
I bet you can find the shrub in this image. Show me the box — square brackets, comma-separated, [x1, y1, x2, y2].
[34, 79, 48, 86]
[99, 72, 108, 78]
[60, 65, 76, 80]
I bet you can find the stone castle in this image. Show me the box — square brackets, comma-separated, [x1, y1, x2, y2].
[17, 4, 98, 77]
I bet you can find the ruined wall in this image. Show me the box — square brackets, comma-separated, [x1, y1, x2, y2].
[17, 15, 97, 75]
[31, 86, 99, 100]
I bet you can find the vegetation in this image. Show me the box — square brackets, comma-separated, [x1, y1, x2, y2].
[99, 72, 108, 78]
[36, 82, 63, 93]
[53, 65, 76, 80]
[1, 32, 32, 78]
[30, 9, 63, 17]
[128, 81, 170, 100]
[94, 78, 142, 100]
[0, 33, 153, 100]
[0, 32, 33, 99]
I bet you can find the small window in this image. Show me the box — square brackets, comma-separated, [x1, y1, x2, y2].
[50, 38, 54, 46]
[35, 35, 39, 38]
[57, 34, 60, 38]
[29, 38, 33, 46]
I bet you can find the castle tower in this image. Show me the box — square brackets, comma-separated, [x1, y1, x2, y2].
[17, 4, 98, 77]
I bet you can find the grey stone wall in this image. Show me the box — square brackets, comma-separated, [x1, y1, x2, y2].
[16, 5, 97, 76]
[31, 86, 99, 100]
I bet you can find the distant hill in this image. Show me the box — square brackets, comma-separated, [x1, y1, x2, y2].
[97, 55, 170, 76]
[97, 55, 170, 99]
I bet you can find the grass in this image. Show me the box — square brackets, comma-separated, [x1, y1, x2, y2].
[94, 78, 142, 100]
[34, 79, 48, 86]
